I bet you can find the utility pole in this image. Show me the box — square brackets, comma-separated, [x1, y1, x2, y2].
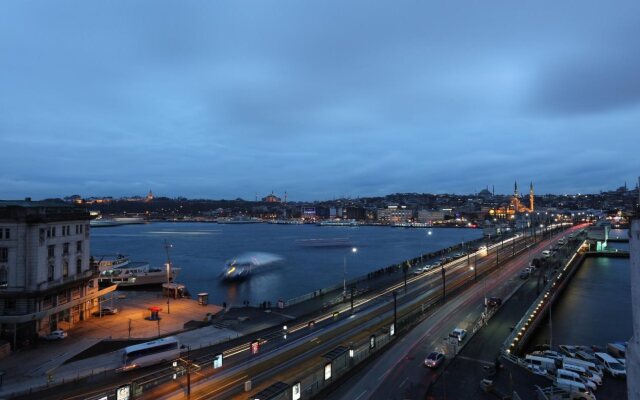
[393, 291, 397, 330]
[187, 345, 191, 396]
[350, 286, 355, 314]
[441, 266, 446, 302]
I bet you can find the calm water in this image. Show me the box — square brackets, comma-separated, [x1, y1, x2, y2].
[530, 256, 632, 348]
[91, 223, 482, 306]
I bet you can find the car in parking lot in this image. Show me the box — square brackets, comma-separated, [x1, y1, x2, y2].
[42, 329, 67, 340]
[424, 351, 445, 368]
[93, 306, 118, 316]
[487, 297, 502, 307]
[449, 328, 467, 342]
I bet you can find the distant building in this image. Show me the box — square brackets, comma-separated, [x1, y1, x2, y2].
[262, 193, 281, 203]
[0, 199, 116, 348]
[146, 190, 154, 202]
[377, 206, 413, 223]
[417, 209, 447, 223]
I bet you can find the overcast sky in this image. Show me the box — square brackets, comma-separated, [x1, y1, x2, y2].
[1, 1, 639, 201]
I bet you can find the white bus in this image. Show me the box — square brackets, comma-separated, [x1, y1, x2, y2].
[122, 336, 181, 371]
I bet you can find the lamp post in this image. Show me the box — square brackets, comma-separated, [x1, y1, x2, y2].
[470, 265, 476, 282]
[343, 247, 357, 298]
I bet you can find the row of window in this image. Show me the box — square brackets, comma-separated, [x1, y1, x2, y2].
[47, 241, 83, 258]
[47, 258, 83, 281]
[0, 228, 10, 240]
[42, 224, 87, 239]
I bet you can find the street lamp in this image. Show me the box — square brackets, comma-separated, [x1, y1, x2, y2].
[343, 247, 357, 298]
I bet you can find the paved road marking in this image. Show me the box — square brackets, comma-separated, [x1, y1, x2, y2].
[354, 390, 368, 400]
[399, 377, 409, 388]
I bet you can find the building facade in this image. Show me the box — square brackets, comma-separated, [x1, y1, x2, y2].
[0, 200, 116, 348]
[376, 207, 414, 223]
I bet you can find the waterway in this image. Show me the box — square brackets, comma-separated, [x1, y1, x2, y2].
[91, 222, 482, 306]
[529, 255, 632, 349]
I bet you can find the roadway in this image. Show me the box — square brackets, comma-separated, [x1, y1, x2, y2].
[325, 225, 584, 400]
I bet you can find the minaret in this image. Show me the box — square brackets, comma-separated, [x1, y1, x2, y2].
[514, 181, 518, 198]
[529, 182, 534, 212]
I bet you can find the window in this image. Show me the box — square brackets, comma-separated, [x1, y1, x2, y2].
[63, 243, 69, 255]
[0, 248, 8, 263]
[0, 229, 3, 239]
[39, 228, 45, 244]
[6, 299, 16, 310]
[76, 241, 82, 253]
[48, 245, 55, 259]
[52, 227, 56, 237]
[63, 260, 69, 277]
[4, 229, 9, 239]
[76, 258, 82, 274]
[0, 266, 7, 288]
[48, 264, 54, 281]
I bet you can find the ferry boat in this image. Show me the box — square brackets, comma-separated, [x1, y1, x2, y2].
[95, 254, 131, 272]
[317, 219, 359, 227]
[90, 216, 145, 227]
[220, 252, 282, 281]
[268, 219, 304, 225]
[99, 261, 180, 288]
[216, 216, 264, 224]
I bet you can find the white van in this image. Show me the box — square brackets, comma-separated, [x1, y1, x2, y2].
[542, 250, 552, 258]
[557, 369, 597, 391]
[564, 356, 604, 378]
[594, 352, 626, 378]
[562, 362, 602, 386]
[525, 354, 557, 373]
[555, 378, 596, 400]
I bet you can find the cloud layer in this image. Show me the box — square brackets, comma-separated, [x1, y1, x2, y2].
[1, 1, 639, 200]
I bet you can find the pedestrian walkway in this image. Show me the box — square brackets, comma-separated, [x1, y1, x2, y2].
[0, 290, 225, 398]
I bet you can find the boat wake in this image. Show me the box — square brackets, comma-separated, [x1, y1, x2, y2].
[220, 252, 284, 281]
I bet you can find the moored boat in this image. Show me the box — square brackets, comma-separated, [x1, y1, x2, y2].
[99, 261, 180, 288]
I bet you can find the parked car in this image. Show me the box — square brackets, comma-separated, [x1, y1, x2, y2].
[449, 328, 467, 342]
[93, 306, 118, 316]
[487, 297, 502, 307]
[520, 269, 530, 279]
[424, 351, 445, 368]
[43, 329, 67, 340]
[542, 250, 552, 258]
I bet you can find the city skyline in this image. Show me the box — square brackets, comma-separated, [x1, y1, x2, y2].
[1, 1, 639, 200]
